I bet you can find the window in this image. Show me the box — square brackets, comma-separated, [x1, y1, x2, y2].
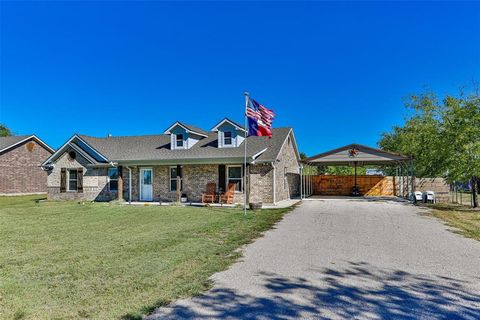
[284, 167, 288, 190]
[170, 166, 182, 191]
[108, 167, 118, 191]
[224, 131, 232, 145]
[227, 165, 243, 192]
[176, 134, 184, 147]
[68, 169, 78, 191]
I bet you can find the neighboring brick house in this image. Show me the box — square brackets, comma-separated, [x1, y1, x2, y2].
[0, 135, 54, 195]
[42, 119, 301, 204]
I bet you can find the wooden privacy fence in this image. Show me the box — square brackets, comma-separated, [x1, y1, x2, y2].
[312, 175, 395, 196]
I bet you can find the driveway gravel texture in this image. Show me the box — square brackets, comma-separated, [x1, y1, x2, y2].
[148, 198, 480, 319]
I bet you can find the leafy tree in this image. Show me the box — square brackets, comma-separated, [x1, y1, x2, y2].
[378, 91, 480, 207]
[0, 124, 12, 137]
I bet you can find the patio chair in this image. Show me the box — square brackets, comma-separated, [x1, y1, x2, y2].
[219, 182, 236, 204]
[202, 182, 216, 204]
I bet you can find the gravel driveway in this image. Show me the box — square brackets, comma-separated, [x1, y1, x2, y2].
[148, 198, 480, 319]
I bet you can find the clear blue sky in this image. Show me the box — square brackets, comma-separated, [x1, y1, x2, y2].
[1, 1, 479, 155]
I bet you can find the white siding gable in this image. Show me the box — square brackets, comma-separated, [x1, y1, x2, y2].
[216, 122, 245, 148]
[169, 125, 203, 150]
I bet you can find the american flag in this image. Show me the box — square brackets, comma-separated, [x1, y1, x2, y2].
[246, 97, 275, 138]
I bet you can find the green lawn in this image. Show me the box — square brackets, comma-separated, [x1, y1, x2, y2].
[0, 195, 291, 320]
[426, 203, 480, 241]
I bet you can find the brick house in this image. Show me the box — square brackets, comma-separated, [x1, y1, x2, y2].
[42, 119, 301, 204]
[0, 135, 54, 195]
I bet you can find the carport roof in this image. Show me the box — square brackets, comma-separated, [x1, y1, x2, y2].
[303, 143, 411, 166]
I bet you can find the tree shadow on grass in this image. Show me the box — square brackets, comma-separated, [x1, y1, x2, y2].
[144, 261, 480, 319]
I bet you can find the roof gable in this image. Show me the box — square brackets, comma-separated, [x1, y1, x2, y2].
[0, 135, 54, 154]
[211, 118, 246, 132]
[42, 134, 109, 166]
[164, 122, 209, 137]
[304, 143, 411, 165]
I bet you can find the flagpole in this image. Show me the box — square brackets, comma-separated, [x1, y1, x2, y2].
[243, 91, 249, 216]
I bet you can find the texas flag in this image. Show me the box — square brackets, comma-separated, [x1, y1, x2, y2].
[246, 97, 275, 138]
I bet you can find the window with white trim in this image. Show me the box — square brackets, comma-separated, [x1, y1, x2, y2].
[176, 134, 184, 148]
[68, 169, 78, 191]
[284, 167, 288, 190]
[108, 167, 118, 191]
[224, 131, 232, 146]
[170, 166, 181, 191]
[227, 165, 243, 192]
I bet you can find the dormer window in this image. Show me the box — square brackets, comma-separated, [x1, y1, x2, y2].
[224, 132, 232, 145]
[176, 134, 184, 147]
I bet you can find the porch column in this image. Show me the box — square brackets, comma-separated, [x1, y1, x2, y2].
[118, 166, 123, 201]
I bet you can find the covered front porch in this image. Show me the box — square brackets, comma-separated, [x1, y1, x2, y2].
[115, 163, 246, 204]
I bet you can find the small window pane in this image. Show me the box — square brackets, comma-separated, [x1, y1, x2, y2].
[228, 167, 241, 178]
[224, 132, 232, 145]
[176, 134, 183, 147]
[109, 180, 118, 191]
[170, 167, 177, 177]
[170, 179, 177, 192]
[69, 180, 77, 191]
[108, 168, 118, 179]
[69, 170, 77, 180]
[142, 170, 152, 185]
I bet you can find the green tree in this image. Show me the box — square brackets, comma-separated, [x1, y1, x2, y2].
[378, 91, 480, 207]
[0, 124, 12, 137]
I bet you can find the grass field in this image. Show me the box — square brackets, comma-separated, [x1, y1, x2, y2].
[427, 203, 480, 241]
[0, 195, 291, 320]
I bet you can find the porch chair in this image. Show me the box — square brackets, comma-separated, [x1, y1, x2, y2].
[202, 182, 216, 204]
[219, 182, 236, 204]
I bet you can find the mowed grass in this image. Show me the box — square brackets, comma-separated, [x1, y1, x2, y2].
[0, 195, 291, 319]
[427, 203, 480, 241]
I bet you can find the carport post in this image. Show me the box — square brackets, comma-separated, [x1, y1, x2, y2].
[404, 163, 410, 198]
[300, 165, 303, 200]
[400, 165, 404, 197]
[411, 160, 415, 193]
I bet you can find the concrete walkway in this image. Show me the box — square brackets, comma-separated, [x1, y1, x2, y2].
[148, 198, 480, 319]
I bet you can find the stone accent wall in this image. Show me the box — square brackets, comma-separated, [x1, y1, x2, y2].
[273, 133, 300, 202]
[0, 139, 53, 194]
[249, 163, 274, 203]
[47, 148, 117, 201]
[183, 165, 219, 202]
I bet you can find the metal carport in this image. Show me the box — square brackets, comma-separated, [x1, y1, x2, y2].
[300, 143, 413, 199]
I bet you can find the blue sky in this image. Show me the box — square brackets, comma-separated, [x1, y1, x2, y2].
[1, 1, 479, 155]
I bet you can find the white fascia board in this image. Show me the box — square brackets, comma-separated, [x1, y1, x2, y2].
[252, 148, 268, 160]
[164, 122, 208, 137]
[211, 118, 247, 132]
[41, 134, 109, 166]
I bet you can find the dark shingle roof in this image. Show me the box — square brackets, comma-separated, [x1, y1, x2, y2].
[0, 135, 33, 152]
[179, 122, 210, 137]
[79, 127, 292, 163]
[0, 135, 54, 154]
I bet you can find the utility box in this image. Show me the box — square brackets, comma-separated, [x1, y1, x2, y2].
[414, 191, 423, 201]
[422, 191, 436, 203]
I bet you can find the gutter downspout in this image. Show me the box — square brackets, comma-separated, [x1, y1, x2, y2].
[126, 166, 132, 204]
[272, 161, 276, 205]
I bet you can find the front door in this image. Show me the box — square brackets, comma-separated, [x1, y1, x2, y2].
[140, 168, 153, 201]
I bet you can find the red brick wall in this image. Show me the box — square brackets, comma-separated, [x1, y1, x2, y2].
[0, 139, 53, 194]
